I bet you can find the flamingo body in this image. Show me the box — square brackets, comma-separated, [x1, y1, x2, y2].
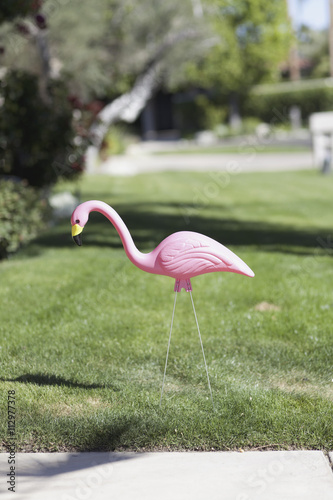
[71, 200, 254, 291]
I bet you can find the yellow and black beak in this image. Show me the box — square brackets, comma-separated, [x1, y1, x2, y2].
[72, 224, 83, 246]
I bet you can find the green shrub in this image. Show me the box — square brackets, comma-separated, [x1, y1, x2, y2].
[100, 126, 126, 160]
[0, 179, 49, 259]
[0, 70, 84, 188]
[194, 95, 227, 131]
[241, 116, 261, 134]
[244, 81, 333, 123]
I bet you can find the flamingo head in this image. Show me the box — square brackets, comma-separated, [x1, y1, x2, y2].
[71, 203, 90, 246]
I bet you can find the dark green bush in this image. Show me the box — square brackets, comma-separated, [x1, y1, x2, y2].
[0, 70, 84, 188]
[0, 0, 39, 24]
[244, 83, 333, 123]
[0, 178, 49, 259]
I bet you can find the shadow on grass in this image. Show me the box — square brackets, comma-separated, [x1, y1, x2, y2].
[0, 373, 119, 390]
[27, 202, 333, 258]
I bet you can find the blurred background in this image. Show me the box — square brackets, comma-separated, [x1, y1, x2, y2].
[0, 0, 332, 255]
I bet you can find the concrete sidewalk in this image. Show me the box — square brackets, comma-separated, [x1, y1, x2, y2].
[1, 451, 333, 500]
[97, 152, 313, 176]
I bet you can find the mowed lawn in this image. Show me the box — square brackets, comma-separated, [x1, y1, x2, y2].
[1, 169, 333, 452]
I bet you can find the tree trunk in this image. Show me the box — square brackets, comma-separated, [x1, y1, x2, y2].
[329, 0, 333, 77]
[229, 92, 242, 130]
[35, 29, 51, 103]
[89, 62, 162, 148]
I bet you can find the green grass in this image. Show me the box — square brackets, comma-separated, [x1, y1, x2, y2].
[1, 169, 333, 452]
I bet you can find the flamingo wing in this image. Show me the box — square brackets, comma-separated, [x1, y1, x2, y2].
[158, 235, 235, 278]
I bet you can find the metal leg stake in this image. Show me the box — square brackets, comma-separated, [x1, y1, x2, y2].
[190, 291, 215, 411]
[159, 292, 177, 408]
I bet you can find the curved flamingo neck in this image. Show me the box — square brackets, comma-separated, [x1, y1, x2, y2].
[83, 200, 152, 271]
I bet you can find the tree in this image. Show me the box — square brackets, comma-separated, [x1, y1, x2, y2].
[89, 28, 200, 149]
[86, 0, 293, 135]
[184, 0, 293, 126]
[188, 0, 291, 90]
[0, 0, 293, 155]
[41, 0, 213, 154]
[297, 26, 330, 79]
[39, 0, 210, 99]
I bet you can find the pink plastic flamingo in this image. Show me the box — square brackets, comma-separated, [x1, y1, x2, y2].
[71, 200, 254, 289]
[71, 200, 254, 407]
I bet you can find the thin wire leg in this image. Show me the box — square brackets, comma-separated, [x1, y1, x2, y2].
[159, 292, 177, 408]
[190, 291, 215, 411]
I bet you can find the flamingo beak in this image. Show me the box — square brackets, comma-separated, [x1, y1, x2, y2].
[72, 224, 83, 246]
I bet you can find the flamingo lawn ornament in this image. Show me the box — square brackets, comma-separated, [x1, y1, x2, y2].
[71, 200, 254, 408]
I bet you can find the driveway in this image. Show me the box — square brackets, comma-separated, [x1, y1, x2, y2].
[97, 151, 314, 176]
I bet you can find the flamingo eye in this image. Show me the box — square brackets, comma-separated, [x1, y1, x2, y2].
[75, 219, 80, 224]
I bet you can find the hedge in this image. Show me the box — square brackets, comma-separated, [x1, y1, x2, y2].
[244, 79, 333, 124]
[0, 179, 49, 260]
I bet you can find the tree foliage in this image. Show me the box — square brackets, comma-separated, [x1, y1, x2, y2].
[40, 0, 208, 99]
[0, 0, 40, 24]
[0, 0, 294, 157]
[0, 0, 292, 100]
[185, 0, 292, 95]
[297, 26, 329, 79]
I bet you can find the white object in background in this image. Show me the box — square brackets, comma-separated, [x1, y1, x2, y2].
[309, 111, 333, 171]
[49, 192, 79, 219]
